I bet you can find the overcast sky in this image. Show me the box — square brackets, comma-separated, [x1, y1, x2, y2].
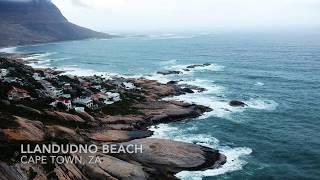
[52, 0, 320, 33]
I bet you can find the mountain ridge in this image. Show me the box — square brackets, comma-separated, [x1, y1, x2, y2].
[0, 0, 112, 47]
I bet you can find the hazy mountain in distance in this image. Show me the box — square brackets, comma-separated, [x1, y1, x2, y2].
[0, 0, 112, 47]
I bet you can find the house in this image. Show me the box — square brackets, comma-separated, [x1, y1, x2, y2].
[92, 85, 102, 90]
[46, 88, 63, 98]
[61, 94, 71, 99]
[123, 82, 136, 90]
[0, 69, 8, 77]
[7, 87, 31, 101]
[50, 98, 72, 110]
[3, 77, 19, 83]
[63, 83, 72, 90]
[73, 97, 93, 108]
[44, 73, 55, 79]
[32, 73, 43, 81]
[106, 92, 121, 102]
[82, 82, 91, 88]
[75, 107, 85, 112]
[91, 92, 108, 102]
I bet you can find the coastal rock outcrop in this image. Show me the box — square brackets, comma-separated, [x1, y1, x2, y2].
[46, 111, 86, 123]
[157, 70, 182, 75]
[229, 100, 247, 107]
[89, 130, 152, 142]
[120, 138, 226, 173]
[0, 116, 45, 142]
[186, 63, 211, 69]
[0, 55, 226, 179]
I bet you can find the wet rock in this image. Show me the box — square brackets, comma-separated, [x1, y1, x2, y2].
[177, 84, 206, 94]
[135, 101, 211, 125]
[157, 70, 182, 75]
[182, 88, 194, 93]
[186, 63, 211, 69]
[167, 80, 178, 84]
[229, 100, 247, 107]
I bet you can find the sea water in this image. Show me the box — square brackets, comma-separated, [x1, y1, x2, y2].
[4, 32, 320, 179]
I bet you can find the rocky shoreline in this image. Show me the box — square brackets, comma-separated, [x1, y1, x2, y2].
[0, 53, 226, 180]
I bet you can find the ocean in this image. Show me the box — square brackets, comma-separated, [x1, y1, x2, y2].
[2, 32, 320, 179]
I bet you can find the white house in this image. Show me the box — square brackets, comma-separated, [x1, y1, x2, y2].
[63, 83, 72, 90]
[44, 73, 55, 79]
[73, 97, 93, 108]
[32, 73, 43, 81]
[75, 107, 85, 112]
[123, 82, 136, 90]
[0, 69, 8, 77]
[50, 99, 73, 110]
[106, 92, 121, 102]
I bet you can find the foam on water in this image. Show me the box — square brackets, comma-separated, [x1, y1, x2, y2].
[244, 98, 278, 111]
[147, 34, 196, 40]
[255, 82, 264, 86]
[20, 52, 57, 61]
[149, 124, 253, 179]
[166, 63, 224, 75]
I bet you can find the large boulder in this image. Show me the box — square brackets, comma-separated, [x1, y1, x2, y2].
[157, 70, 182, 75]
[0, 116, 45, 142]
[186, 63, 211, 69]
[229, 100, 247, 107]
[97, 155, 148, 179]
[46, 111, 85, 123]
[119, 138, 226, 173]
[89, 130, 152, 142]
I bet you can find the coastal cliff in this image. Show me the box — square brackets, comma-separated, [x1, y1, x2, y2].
[0, 54, 226, 179]
[0, 0, 111, 47]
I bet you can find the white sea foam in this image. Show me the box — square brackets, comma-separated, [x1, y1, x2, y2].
[147, 34, 196, 40]
[59, 67, 107, 77]
[149, 124, 253, 179]
[160, 59, 177, 65]
[144, 73, 172, 84]
[176, 147, 252, 180]
[163, 78, 277, 120]
[167, 63, 224, 75]
[244, 99, 278, 111]
[255, 82, 264, 86]
[21, 52, 57, 61]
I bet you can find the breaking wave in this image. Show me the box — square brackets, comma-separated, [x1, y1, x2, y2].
[149, 124, 253, 179]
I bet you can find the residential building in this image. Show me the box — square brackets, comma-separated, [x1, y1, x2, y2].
[0, 69, 8, 77]
[63, 83, 72, 90]
[32, 73, 43, 81]
[123, 82, 136, 90]
[44, 73, 55, 79]
[7, 87, 31, 101]
[73, 97, 93, 108]
[50, 98, 73, 110]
